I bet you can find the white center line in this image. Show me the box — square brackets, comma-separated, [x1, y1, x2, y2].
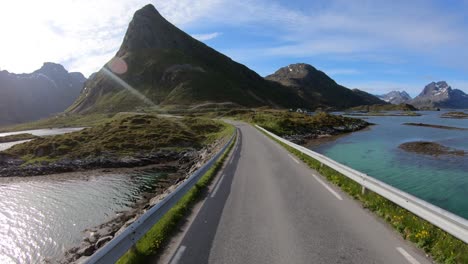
[396, 247, 421, 264]
[170, 245, 187, 264]
[288, 154, 300, 164]
[311, 173, 343, 200]
[211, 174, 226, 198]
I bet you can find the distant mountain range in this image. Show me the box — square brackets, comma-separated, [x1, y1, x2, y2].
[0, 63, 85, 125]
[410, 81, 468, 109]
[67, 4, 384, 114]
[378, 91, 412, 105]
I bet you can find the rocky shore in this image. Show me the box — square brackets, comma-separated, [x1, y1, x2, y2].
[0, 150, 193, 177]
[283, 122, 370, 145]
[56, 137, 226, 263]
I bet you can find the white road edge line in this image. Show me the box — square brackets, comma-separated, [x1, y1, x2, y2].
[211, 174, 226, 198]
[311, 173, 343, 201]
[396, 247, 421, 264]
[169, 245, 187, 264]
[288, 154, 300, 164]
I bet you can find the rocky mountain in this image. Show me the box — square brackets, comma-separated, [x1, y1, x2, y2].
[378, 91, 412, 104]
[68, 4, 308, 114]
[410, 81, 468, 109]
[0, 63, 85, 125]
[265, 63, 385, 109]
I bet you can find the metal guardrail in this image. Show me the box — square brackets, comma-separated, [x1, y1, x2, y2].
[86, 130, 237, 264]
[256, 125, 468, 244]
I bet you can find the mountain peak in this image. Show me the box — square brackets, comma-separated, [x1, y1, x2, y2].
[116, 4, 189, 57]
[137, 4, 158, 14]
[378, 90, 412, 104]
[275, 63, 319, 79]
[266, 63, 384, 108]
[420, 81, 451, 97]
[410, 81, 468, 109]
[36, 62, 67, 74]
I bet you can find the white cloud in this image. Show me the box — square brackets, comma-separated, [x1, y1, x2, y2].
[0, 0, 467, 80]
[191, 32, 221, 41]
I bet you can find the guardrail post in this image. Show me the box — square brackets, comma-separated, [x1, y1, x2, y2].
[361, 186, 368, 195]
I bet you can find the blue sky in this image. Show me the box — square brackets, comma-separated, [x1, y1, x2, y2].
[1, 0, 468, 97]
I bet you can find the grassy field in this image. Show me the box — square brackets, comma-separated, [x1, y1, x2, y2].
[4, 114, 230, 164]
[116, 126, 236, 264]
[260, 128, 468, 264]
[217, 109, 369, 136]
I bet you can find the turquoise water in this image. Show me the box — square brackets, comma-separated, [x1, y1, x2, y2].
[312, 111, 468, 219]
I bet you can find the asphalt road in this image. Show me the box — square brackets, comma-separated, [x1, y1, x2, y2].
[166, 122, 431, 264]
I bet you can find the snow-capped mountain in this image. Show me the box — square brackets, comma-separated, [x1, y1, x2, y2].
[378, 91, 412, 104]
[410, 81, 468, 109]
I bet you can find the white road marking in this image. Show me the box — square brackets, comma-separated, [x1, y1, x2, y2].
[396, 247, 421, 264]
[170, 245, 187, 264]
[288, 154, 300, 164]
[211, 174, 226, 198]
[311, 173, 343, 200]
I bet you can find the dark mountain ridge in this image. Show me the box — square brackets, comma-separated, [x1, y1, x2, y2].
[265, 63, 385, 109]
[68, 5, 384, 114]
[0, 63, 85, 125]
[68, 4, 308, 113]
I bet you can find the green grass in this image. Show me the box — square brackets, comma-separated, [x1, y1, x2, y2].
[4, 114, 231, 164]
[259, 128, 467, 264]
[116, 126, 236, 264]
[221, 109, 368, 136]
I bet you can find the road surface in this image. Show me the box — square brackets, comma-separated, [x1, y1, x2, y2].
[165, 122, 430, 264]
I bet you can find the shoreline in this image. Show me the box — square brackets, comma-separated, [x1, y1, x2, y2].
[56, 136, 227, 263]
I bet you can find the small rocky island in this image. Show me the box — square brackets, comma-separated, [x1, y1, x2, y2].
[399, 141, 465, 156]
[441, 111, 468, 119]
[403, 123, 467, 131]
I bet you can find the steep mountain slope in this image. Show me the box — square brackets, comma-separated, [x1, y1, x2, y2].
[265, 63, 385, 109]
[378, 91, 412, 104]
[0, 63, 85, 125]
[351, 89, 386, 105]
[68, 4, 307, 113]
[410, 81, 468, 109]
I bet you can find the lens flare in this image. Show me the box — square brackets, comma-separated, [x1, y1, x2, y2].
[102, 64, 156, 107]
[107, 57, 128, 75]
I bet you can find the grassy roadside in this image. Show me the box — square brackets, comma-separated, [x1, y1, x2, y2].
[258, 128, 468, 264]
[217, 109, 369, 137]
[116, 125, 236, 264]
